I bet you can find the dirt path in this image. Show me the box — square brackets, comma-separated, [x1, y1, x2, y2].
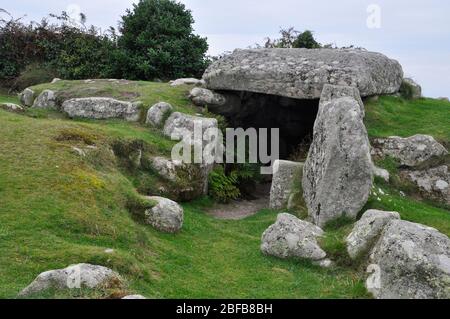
[207, 183, 271, 220]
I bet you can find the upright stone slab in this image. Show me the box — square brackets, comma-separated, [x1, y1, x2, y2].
[302, 85, 373, 227]
[270, 160, 304, 209]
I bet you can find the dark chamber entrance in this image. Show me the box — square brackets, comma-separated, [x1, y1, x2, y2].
[209, 91, 320, 160]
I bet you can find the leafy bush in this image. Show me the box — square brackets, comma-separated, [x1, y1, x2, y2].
[263, 27, 322, 49]
[9, 63, 57, 91]
[116, 0, 209, 80]
[208, 166, 241, 203]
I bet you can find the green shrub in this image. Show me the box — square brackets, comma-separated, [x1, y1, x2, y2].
[208, 165, 241, 203]
[117, 0, 209, 80]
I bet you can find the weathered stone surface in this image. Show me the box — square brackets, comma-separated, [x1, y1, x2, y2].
[51, 78, 62, 84]
[32, 90, 57, 109]
[62, 97, 141, 121]
[148, 156, 209, 200]
[367, 220, 450, 299]
[189, 87, 227, 107]
[170, 78, 205, 87]
[303, 85, 373, 227]
[261, 213, 326, 261]
[19, 264, 122, 297]
[122, 294, 146, 299]
[373, 165, 390, 182]
[0, 103, 24, 112]
[270, 160, 303, 209]
[372, 135, 448, 167]
[163, 112, 218, 145]
[401, 165, 450, 204]
[145, 196, 184, 233]
[18, 88, 35, 107]
[346, 210, 400, 260]
[146, 102, 173, 127]
[401, 78, 422, 99]
[204, 48, 403, 99]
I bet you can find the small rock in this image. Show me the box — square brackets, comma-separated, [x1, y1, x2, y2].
[372, 135, 448, 167]
[122, 294, 146, 299]
[189, 87, 226, 107]
[373, 165, 390, 182]
[71, 147, 86, 157]
[145, 196, 184, 233]
[32, 90, 57, 109]
[18, 88, 35, 107]
[346, 210, 400, 260]
[104, 249, 114, 254]
[269, 160, 303, 209]
[261, 213, 326, 261]
[18, 264, 122, 297]
[401, 165, 450, 204]
[146, 102, 173, 127]
[51, 78, 62, 84]
[0, 103, 24, 113]
[170, 78, 205, 87]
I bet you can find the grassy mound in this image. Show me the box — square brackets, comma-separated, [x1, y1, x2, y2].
[0, 82, 449, 299]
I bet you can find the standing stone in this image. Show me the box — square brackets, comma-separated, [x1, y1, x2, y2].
[261, 213, 327, 261]
[270, 160, 303, 209]
[18, 264, 122, 297]
[303, 85, 373, 227]
[400, 78, 422, 99]
[32, 90, 57, 109]
[372, 135, 448, 167]
[18, 88, 35, 107]
[346, 210, 400, 260]
[145, 196, 184, 233]
[203, 48, 403, 99]
[367, 220, 450, 299]
[62, 97, 141, 121]
[146, 102, 173, 127]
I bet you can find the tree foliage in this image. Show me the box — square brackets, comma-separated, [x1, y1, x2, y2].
[264, 27, 322, 49]
[117, 0, 209, 80]
[0, 0, 210, 90]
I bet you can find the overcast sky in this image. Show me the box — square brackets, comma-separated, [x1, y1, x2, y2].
[2, 0, 449, 98]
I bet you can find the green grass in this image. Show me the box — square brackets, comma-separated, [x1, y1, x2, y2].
[0, 84, 449, 299]
[365, 96, 450, 146]
[0, 102, 368, 299]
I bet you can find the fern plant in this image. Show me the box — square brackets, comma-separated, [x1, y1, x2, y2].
[208, 165, 241, 203]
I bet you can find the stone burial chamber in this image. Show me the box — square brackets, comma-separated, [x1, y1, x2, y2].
[194, 48, 404, 161]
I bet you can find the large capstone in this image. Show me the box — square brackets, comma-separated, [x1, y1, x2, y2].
[367, 220, 450, 299]
[62, 97, 141, 121]
[302, 85, 373, 227]
[203, 48, 403, 99]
